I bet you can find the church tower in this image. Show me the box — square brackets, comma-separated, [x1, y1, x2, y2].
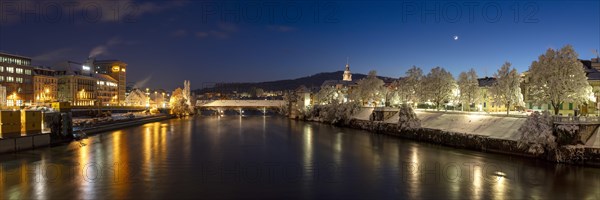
[343, 58, 352, 81]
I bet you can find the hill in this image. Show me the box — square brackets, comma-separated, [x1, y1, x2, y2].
[194, 71, 396, 94]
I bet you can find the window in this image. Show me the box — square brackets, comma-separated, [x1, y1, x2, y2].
[0, 66, 3, 72]
[569, 103, 573, 110]
[6, 67, 14, 73]
[24, 69, 31, 75]
[0, 76, 3, 82]
[6, 76, 13, 82]
[16, 77, 23, 83]
[15, 68, 23, 74]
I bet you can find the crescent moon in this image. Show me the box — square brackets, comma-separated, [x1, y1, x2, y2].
[453, 36, 459, 40]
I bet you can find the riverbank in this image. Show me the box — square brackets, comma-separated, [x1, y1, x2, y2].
[75, 114, 173, 135]
[0, 114, 174, 154]
[304, 109, 600, 167]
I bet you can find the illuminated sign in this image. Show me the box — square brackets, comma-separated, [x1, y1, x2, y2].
[82, 65, 90, 71]
[112, 66, 120, 72]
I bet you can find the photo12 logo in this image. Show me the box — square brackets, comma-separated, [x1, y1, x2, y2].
[400, 1, 540, 23]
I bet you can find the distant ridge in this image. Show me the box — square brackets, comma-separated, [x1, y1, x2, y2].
[193, 71, 395, 93]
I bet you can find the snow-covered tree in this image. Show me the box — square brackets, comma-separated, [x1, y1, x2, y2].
[397, 66, 424, 105]
[349, 70, 385, 106]
[527, 45, 593, 115]
[170, 88, 193, 117]
[517, 111, 556, 155]
[457, 68, 479, 111]
[315, 85, 338, 105]
[281, 86, 311, 117]
[422, 67, 456, 110]
[491, 62, 524, 115]
[398, 104, 421, 130]
[310, 101, 360, 124]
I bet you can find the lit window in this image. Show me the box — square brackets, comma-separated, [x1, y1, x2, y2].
[0, 66, 3, 72]
[7, 76, 13, 82]
[16, 77, 22, 83]
[15, 68, 23, 74]
[6, 67, 13, 73]
[24, 69, 31, 75]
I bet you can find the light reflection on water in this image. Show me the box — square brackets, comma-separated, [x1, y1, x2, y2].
[0, 116, 599, 199]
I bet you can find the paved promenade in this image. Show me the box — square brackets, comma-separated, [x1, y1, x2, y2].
[352, 108, 600, 148]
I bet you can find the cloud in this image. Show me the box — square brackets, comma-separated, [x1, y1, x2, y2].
[268, 25, 297, 32]
[171, 29, 188, 37]
[0, 0, 186, 24]
[133, 75, 153, 89]
[89, 37, 126, 57]
[33, 47, 76, 64]
[195, 22, 239, 39]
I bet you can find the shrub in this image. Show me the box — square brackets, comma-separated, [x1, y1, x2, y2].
[517, 111, 556, 155]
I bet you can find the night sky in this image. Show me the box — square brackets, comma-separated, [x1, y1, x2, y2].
[1, 0, 599, 90]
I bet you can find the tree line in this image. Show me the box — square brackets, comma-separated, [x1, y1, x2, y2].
[313, 44, 593, 115]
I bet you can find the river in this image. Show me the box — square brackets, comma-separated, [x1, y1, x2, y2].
[0, 116, 599, 199]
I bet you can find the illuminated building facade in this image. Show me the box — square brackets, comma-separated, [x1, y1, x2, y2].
[54, 61, 97, 106]
[33, 67, 57, 104]
[93, 60, 127, 105]
[0, 53, 34, 106]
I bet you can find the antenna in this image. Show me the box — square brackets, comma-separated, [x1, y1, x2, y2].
[346, 57, 349, 65]
[593, 49, 600, 58]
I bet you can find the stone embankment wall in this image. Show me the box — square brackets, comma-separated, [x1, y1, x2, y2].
[332, 117, 600, 166]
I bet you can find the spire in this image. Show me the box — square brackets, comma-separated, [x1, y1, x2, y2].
[343, 57, 352, 81]
[345, 57, 350, 70]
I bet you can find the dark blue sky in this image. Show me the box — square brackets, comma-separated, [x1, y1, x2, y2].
[1, 0, 599, 90]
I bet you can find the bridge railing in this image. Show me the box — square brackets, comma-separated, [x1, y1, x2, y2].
[553, 116, 600, 124]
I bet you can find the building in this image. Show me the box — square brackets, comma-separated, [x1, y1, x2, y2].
[476, 77, 502, 112]
[54, 61, 97, 106]
[0, 85, 6, 106]
[33, 67, 57, 104]
[321, 62, 358, 103]
[92, 59, 127, 105]
[94, 74, 118, 106]
[0, 52, 34, 106]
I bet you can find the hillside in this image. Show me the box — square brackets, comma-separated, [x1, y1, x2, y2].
[194, 71, 396, 93]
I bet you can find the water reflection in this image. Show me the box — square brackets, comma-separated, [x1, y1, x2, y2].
[303, 124, 313, 178]
[0, 117, 600, 199]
